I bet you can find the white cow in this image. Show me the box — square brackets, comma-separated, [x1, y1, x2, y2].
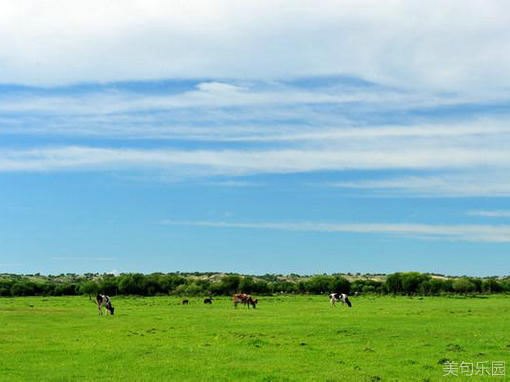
[329, 293, 352, 308]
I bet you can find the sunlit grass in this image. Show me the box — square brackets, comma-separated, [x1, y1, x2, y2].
[0, 295, 508, 381]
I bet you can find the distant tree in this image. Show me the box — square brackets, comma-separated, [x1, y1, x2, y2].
[98, 275, 119, 295]
[175, 282, 204, 296]
[268, 281, 297, 294]
[351, 279, 383, 294]
[11, 280, 37, 296]
[452, 278, 476, 294]
[401, 272, 430, 295]
[500, 279, 510, 292]
[428, 279, 447, 295]
[219, 275, 241, 295]
[0, 271, 507, 297]
[0, 279, 13, 296]
[53, 283, 77, 296]
[239, 277, 255, 293]
[467, 277, 482, 293]
[482, 279, 502, 293]
[384, 273, 403, 294]
[304, 275, 331, 294]
[118, 273, 145, 295]
[329, 276, 351, 294]
[78, 280, 100, 299]
[297, 281, 306, 294]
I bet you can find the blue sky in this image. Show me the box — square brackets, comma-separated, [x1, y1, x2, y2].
[1, 1, 510, 275]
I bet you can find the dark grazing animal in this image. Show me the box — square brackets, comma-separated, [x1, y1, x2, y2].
[96, 294, 115, 315]
[249, 298, 258, 308]
[203, 298, 213, 304]
[329, 293, 352, 308]
[181, 299, 189, 305]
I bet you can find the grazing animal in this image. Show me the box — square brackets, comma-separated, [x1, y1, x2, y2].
[204, 298, 213, 304]
[232, 293, 249, 308]
[96, 294, 115, 315]
[181, 299, 189, 305]
[329, 293, 352, 308]
[232, 293, 258, 309]
[249, 298, 258, 309]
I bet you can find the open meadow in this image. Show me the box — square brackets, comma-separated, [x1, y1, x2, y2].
[0, 295, 509, 381]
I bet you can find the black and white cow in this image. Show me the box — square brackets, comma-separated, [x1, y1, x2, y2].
[329, 293, 352, 308]
[96, 294, 115, 315]
[204, 297, 214, 304]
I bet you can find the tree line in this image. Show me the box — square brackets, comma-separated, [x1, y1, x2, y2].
[0, 272, 508, 297]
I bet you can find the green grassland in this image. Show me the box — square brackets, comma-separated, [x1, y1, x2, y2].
[0, 295, 508, 381]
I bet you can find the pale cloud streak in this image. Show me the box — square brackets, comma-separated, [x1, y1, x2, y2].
[159, 220, 510, 243]
[0, 79, 508, 120]
[327, 174, 510, 197]
[0, 81, 454, 115]
[468, 210, 510, 218]
[0, 146, 508, 175]
[2, 1, 510, 93]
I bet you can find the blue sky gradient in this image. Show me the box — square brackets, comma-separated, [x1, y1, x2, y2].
[1, 1, 509, 275]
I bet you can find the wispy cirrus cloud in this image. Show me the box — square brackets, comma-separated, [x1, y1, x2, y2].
[0, 146, 508, 175]
[1, 78, 509, 198]
[327, 174, 510, 197]
[1, 78, 509, 140]
[2, 80, 503, 117]
[467, 210, 510, 218]
[159, 220, 510, 243]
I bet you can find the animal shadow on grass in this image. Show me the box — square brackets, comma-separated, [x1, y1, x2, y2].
[261, 375, 291, 382]
[126, 328, 167, 337]
[445, 343, 463, 352]
[234, 332, 269, 348]
[336, 329, 354, 336]
[247, 338, 268, 348]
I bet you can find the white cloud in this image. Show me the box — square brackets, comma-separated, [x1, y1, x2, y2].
[159, 220, 510, 243]
[2, 97, 509, 142]
[1, 1, 510, 92]
[468, 210, 510, 218]
[0, 146, 508, 175]
[0, 81, 434, 115]
[328, 174, 510, 197]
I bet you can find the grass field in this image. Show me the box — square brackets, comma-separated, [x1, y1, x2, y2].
[0, 295, 508, 381]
